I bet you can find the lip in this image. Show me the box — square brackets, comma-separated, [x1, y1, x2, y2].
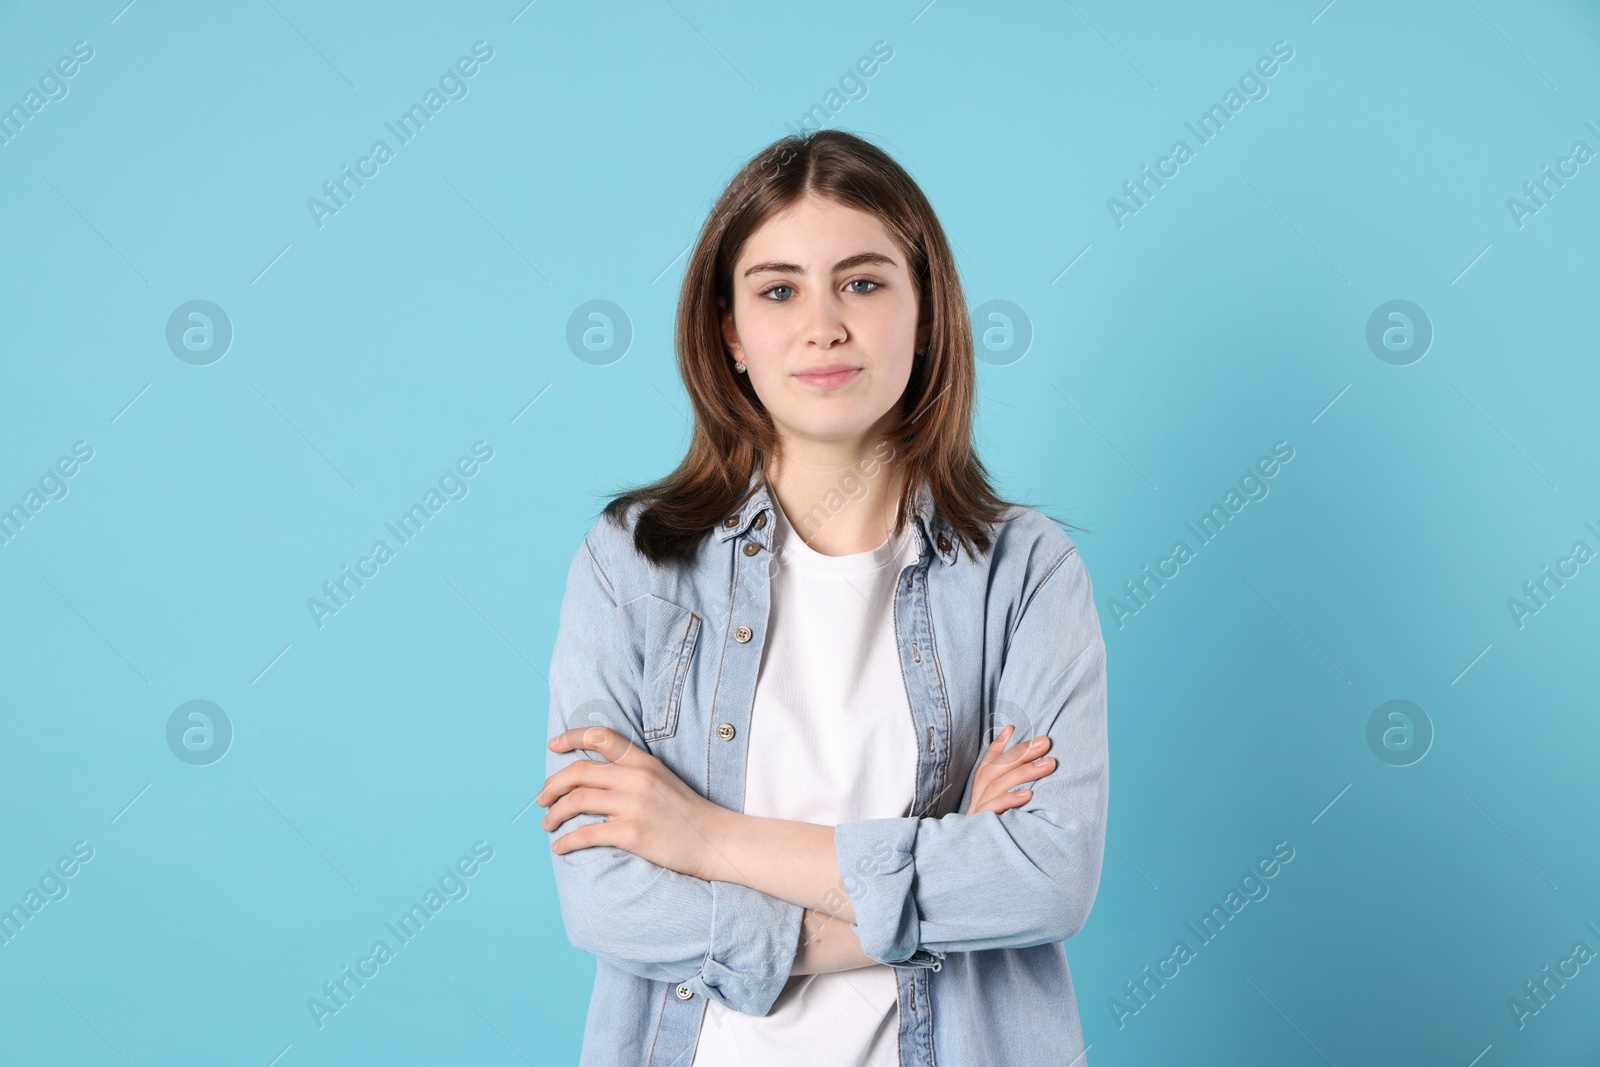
[794, 364, 862, 390]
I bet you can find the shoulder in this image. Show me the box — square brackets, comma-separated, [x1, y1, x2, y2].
[575, 497, 713, 606]
[573, 500, 649, 596]
[985, 503, 1083, 577]
[984, 504, 1103, 643]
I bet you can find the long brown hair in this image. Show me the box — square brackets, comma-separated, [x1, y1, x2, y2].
[600, 128, 1065, 568]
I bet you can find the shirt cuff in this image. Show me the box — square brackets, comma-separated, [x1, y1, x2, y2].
[693, 880, 806, 1016]
[833, 817, 944, 970]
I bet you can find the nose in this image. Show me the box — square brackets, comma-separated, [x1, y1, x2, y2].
[804, 290, 848, 349]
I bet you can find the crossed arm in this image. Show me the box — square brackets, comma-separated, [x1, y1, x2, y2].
[542, 533, 1106, 1016]
[539, 721, 1055, 976]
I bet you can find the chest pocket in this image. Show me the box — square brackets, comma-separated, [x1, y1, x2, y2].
[641, 595, 701, 742]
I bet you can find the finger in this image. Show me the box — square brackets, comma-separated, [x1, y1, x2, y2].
[988, 753, 1056, 795]
[547, 725, 645, 765]
[994, 733, 1051, 770]
[973, 739, 1036, 794]
[536, 759, 616, 807]
[970, 788, 1032, 817]
[550, 821, 610, 855]
[970, 728, 1045, 812]
[984, 724, 1016, 758]
[540, 787, 614, 833]
[972, 724, 1020, 787]
[549, 725, 628, 754]
[535, 761, 587, 807]
[970, 768, 1039, 812]
[972, 747, 1051, 809]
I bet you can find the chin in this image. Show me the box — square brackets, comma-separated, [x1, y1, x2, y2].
[779, 407, 887, 443]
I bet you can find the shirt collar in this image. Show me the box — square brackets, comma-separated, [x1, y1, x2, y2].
[713, 466, 959, 566]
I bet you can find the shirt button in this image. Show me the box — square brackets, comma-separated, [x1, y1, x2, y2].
[723, 515, 739, 529]
[742, 541, 760, 557]
[752, 512, 767, 530]
[937, 535, 951, 552]
[734, 626, 752, 643]
[676, 983, 693, 1000]
[716, 722, 736, 741]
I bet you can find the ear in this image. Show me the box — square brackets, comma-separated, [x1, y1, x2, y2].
[718, 298, 742, 357]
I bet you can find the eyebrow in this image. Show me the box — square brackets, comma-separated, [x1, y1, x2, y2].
[741, 251, 899, 278]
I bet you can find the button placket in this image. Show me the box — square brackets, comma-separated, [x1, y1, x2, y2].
[897, 547, 945, 823]
[730, 509, 764, 637]
[911, 559, 954, 817]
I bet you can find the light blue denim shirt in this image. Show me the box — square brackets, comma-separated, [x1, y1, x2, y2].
[545, 470, 1109, 1066]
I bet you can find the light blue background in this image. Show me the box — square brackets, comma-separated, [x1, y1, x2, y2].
[2, 1, 1597, 1064]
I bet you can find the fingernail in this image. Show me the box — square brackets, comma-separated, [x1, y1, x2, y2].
[1032, 757, 1049, 766]
[1029, 736, 1046, 749]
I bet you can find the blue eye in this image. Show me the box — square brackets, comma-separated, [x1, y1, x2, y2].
[846, 279, 881, 294]
[761, 284, 795, 302]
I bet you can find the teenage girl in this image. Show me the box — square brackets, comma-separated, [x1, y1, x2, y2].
[538, 129, 1108, 1066]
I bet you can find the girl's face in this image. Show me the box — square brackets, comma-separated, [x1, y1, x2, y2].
[721, 194, 927, 454]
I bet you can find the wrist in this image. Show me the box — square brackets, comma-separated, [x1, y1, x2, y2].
[699, 804, 746, 885]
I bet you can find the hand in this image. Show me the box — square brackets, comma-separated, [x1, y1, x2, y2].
[965, 724, 1055, 816]
[539, 726, 728, 881]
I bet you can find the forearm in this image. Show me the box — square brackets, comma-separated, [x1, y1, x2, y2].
[705, 809, 855, 922]
[697, 811, 888, 974]
[791, 907, 877, 974]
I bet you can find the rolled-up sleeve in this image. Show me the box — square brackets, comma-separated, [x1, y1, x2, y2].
[833, 544, 1108, 963]
[546, 528, 805, 1015]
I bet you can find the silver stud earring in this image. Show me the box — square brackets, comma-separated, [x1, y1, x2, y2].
[734, 361, 747, 373]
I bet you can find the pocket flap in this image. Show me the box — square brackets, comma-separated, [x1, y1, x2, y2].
[642, 596, 701, 741]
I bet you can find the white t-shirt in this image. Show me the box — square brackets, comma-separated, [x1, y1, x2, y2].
[691, 495, 923, 1067]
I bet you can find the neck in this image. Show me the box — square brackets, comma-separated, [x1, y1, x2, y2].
[764, 445, 905, 557]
